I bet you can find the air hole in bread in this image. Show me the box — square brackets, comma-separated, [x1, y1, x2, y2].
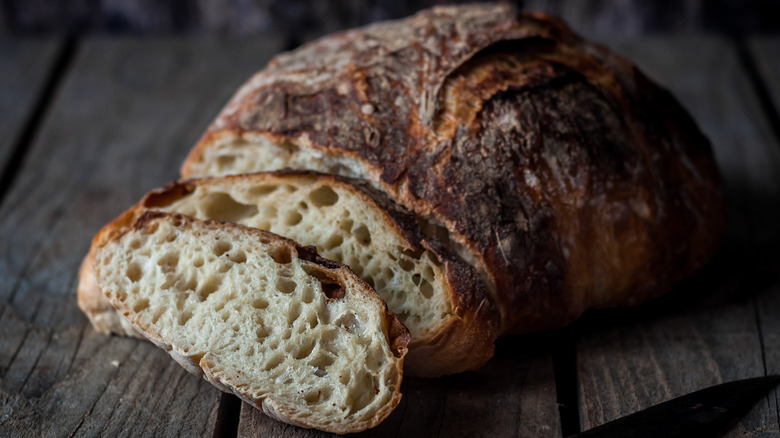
[287, 302, 302, 325]
[339, 218, 353, 233]
[322, 283, 345, 300]
[411, 273, 421, 286]
[252, 297, 269, 309]
[349, 260, 363, 277]
[198, 276, 222, 301]
[177, 309, 192, 325]
[126, 263, 142, 282]
[353, 224, 371, 245]
[249, 184, 278, 196]
[176, 274, 198, 292]
[213, 240, 232, 257]
[229, 250, 247, 263]
[165, 233, 177, 243]
[192, 256, 205, 268]
[301, 285, 315, 303]
[298, 201, 308, 210]
[309, 185, 339, 207]
[305, 389, 331, 405]
[284, 211, 303, 226]
[157, 252, 179, 271]
[348, 372, 375, 414]
[420, 279, 434, 299]
[310, 352, 335, 370]
[216, 154, 235, 170]
[398, 258, 414, 271]
[335, 312, 365, 335]
[306, 311, 319, 329]
[401, 248, 423, 259]
[276, 278, 297, 294]
[263, 354, 284, 371]
[129, 239, 141, 249]
[133, 298, 149, 312]
[294, 338, 316, 360]
[255, 326, 269, 340]
[201, 192, 259, 223]
[330, 250, 344, 264]
[267, 245, 292, 264]
[323, 233, 343, 250]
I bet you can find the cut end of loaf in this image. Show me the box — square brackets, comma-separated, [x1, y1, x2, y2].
[159, 174, 451, 341]
[93, 211, 407, 434]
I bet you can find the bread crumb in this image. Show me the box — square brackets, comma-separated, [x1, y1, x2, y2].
[111, 360, 120, 367]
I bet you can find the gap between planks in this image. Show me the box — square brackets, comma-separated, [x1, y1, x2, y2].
[734, 37, 780, 151]
[0, 35, 78, 210]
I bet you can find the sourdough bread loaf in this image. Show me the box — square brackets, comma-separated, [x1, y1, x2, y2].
[182, 3, 726, 334]
[79, 172, 497, 376]
[90, 210, 409, 434]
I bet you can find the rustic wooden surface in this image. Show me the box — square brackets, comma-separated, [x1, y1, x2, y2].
[0, 35, 779, 437]
[574, 36, 780, 435]
[0, 40, 60, 185]
[237, 335, 561, 437]
[0, 36, 283, 437]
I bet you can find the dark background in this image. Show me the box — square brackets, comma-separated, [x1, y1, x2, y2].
[2, 0, 780, 43]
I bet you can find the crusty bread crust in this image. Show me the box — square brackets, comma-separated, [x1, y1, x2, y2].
[183, 3, 726, 334]
[92, 211, 409, 434]
[78, 171, 498, 376]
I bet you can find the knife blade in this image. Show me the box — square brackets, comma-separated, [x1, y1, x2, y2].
[570, 375, 780, 437]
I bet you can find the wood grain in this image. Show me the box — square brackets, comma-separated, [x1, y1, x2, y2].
[575, 36, 780, 435]
[748, 35, 780, 435]
[0, 35, 283, 436]
[237, 334, 561, 437]
[0, 40, 60, 179]
[749, 38, 780, 114]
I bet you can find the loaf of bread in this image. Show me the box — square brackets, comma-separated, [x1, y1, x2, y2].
[89, 210, 409, 434]
[183, 3, 726, 334]
[79, 171, 497, 376]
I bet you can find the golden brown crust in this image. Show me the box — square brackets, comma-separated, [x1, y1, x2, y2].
[80, 171, 498, 376]
[184, 3, 726, 334]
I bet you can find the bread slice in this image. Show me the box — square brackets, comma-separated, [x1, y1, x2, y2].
[90, 210, 409, 434]
[79, 171, 498, 377]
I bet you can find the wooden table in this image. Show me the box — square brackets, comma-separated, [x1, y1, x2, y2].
[0, 35, 778, 437]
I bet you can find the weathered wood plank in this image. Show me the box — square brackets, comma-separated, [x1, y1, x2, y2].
[575, 36, 780, 435]
[749, 38, 780, 116]
[237, 334, 561, 437]
[748, 35, 780, 434]
[0, 39, 60, 180]
[0, 35, 284, 436]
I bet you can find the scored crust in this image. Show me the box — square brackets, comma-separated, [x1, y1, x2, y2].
[78, 171, 498, 377]
[182, 3, 726, 334]
[91, 210, 409, 434]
